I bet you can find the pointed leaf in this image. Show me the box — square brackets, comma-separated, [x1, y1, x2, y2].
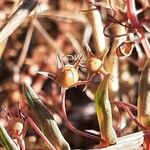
[0, 124, 18, 150]
[23, 82, 70, 150]
[95, 76, 117, 145]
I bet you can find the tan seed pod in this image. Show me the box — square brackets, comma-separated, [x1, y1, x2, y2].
[86, 56, 102, 73]
[56, 65, 79, 88]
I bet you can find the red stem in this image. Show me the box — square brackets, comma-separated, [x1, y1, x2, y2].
[26, 116, 56, 150]
[126, 0, 150, 57]
[18, 139, 25, 150]
[115, 102, 147, 130]
[61, 88, 100, 142]
[112, 100, 137, 111]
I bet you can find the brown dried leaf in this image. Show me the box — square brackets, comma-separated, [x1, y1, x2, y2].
[116, 41, 135, 57]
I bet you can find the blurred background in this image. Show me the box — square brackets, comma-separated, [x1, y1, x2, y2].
[0, 0, 146, 149]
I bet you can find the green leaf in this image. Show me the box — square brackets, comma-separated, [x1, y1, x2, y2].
[0, 124, 18, 150]
[138, 58, 150, 127]
[23, 82, 70, 150]
[95, 76, 117, 145]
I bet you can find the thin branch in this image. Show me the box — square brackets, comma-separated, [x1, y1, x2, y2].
[22, 114, 56, 150]
[126, 0, 150, 57]
[61, 88, 100, 142]
[112, 100, 137, 111]
[115, 101, 147, 130]
[17, 23, 34, 68]
[32, 19, 67, 63]
[86, 0, 106, 54]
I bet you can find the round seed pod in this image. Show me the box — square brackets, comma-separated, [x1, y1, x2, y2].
[55, 65, 79, 88]
[86, 56, 102, 73]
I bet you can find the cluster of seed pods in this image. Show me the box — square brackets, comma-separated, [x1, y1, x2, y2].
[37, 44, 114, 146]
[38, 42, 109, 90]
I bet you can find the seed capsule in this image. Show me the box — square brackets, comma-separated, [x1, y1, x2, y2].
[56, 65, 79, 88]
[86, 56, 102, 73]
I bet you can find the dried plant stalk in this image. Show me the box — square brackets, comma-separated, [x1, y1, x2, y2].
[17, 23, 34, 68]
[38, 10, 87, 24]
[87, 0, 106, 54]
[0, 0, 38, 43]
[32, 19, 67, 62]
[0, 38, 8, 58]
[105, 0, 126, 97]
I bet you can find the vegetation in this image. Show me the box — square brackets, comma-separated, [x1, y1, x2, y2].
[0, 0, 150, 149]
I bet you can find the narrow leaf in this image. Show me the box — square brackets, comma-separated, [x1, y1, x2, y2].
[0, 0, 38, 43]
[99, 131, 144, 150]
[95, 76, 117, 145]
[23, 82, 70, 150]
[0, 124, 18, 150]
[138, 58, 150, 127]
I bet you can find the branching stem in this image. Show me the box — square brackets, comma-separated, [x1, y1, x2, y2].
[126, 0, 150, 57]
[61, 88, 100, 142]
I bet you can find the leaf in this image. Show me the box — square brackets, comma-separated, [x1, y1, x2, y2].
[116, 41, 135, 57]
[0, 124, 18, 150]
[98, 131, 144, 150]
[0, 0, 38, 43]
[23, 82, 70, 150]
[95, 76, 117, 145]
[138, 58, 150, 127]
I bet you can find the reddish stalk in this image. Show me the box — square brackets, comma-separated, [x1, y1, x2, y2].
[112, 100, 137, 111]
[115, 101, 147, 130]
[18, 139, 25, 150]
[126, 0, 150, 57]
[61, 88, 100, 142]
[22, 114, 56, 150]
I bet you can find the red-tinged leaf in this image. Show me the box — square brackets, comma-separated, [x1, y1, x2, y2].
[23, 82, 70, 150]
[116, 41, 135, 57]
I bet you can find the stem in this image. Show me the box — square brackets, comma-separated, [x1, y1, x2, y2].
[32, 19, 67, 63]
[87, 0, 106, 54]
[25, 115, 56, 150]
[112, 100, 137, 111]
[83, 73, 95, 91]
[17, 23, 34, 68]
[61, 88, 100, 142]
[115, 102, 147, 130]
[126, 0, 150, 57]
[18, 139, 25, 150]
[0, 0, 38, 43]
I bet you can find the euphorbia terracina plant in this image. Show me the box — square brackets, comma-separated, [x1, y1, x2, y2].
[1, 0, 150, 149]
